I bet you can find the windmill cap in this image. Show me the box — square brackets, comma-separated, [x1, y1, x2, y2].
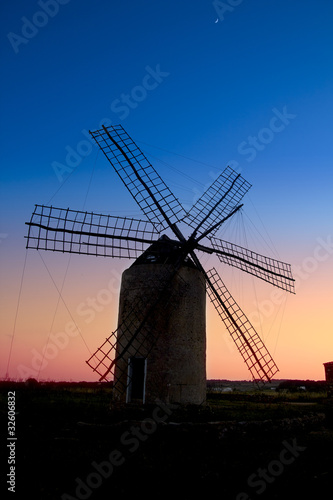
[131, 235, 196, 268]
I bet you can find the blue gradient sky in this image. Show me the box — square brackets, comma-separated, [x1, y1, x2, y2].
[1, 0, 332, 382]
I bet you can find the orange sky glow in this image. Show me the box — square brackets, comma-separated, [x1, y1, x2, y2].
[1, 234, 332, 383]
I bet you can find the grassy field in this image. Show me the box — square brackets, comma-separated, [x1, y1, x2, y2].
[0, 381, 332, 499]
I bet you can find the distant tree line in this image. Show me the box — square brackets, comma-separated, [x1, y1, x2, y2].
[276, 380, 328, 392]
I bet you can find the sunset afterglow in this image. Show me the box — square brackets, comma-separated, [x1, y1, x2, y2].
[1, 1, 332, 384]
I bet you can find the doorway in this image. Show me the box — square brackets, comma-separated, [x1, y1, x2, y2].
[126, 357, 147, 403]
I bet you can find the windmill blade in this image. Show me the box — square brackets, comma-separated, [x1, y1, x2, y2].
[25, 204, 160, 259]
[206, 267, 279, 383]
[89, 125, 185, 231]
[183, 166, 251, 239]
[209, 237, 295, 293]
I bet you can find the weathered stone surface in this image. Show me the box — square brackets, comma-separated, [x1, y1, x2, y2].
[113, 263, 206, 405]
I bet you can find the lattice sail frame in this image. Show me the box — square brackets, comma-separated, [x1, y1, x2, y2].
[184, 166, 251, 239]
[210, 237, 295, 293]
[89, 125, 185, 230]
[206, 267, 279, 382]
[26, 204, 160, 259]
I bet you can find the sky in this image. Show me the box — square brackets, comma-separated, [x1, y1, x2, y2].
[0, 0, 332, 383]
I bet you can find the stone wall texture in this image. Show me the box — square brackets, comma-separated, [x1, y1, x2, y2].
[113, 263, 206, 405]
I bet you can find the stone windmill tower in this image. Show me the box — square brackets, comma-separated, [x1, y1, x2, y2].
[112, 235, 207, 404]
[26, 125, 295, 405]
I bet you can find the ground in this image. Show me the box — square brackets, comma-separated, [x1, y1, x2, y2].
[0, 381, 332, 499]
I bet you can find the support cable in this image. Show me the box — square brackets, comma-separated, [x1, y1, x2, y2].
[5, 250, 29, 380]
[36, 150, 100, 375]
[37, 246, 92, 356]
[36, 255, 73, 381]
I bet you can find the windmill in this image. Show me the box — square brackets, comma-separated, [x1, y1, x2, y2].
[26, 124, 295, 404]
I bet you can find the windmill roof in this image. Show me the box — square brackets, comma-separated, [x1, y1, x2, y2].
[131, 235, 196, 268]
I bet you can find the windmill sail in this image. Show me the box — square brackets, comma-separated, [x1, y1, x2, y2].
[210, 237, 295, 293]
[89, 125, 185, 231]
[206, 267, 279, 382]
[25, 204, 160, 259]
[183, 166, 251, 239]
